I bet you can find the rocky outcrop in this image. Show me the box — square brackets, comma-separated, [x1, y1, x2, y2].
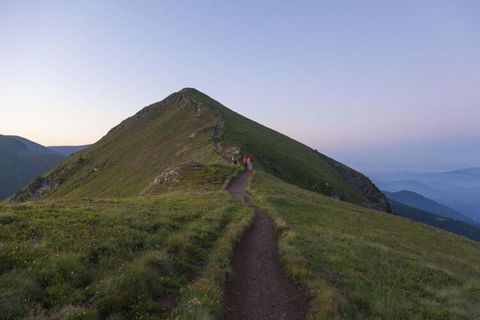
[323, 156, 390, 212]
[140, 162, 204, 195]
[11, 176, 62, 203]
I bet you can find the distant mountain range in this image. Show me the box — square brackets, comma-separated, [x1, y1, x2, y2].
[48, 145, 89, 156]
[0, 135, 88, 200]
[384, 190, 477, 226]
[369, 169, 480, 224]
[446, 167, 480, 175]
[387, 197, 480, 241]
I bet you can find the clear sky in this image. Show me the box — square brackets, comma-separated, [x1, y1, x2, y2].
[1, 0, 479, 170]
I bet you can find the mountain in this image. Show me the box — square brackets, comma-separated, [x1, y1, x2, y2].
[4, 89, 480, 319]
[447, 167, 480, 175]
[0, 135, 66, 200]
[12, 88, 389, 211]
[387, 198, 480, 241]
[371, 171, 480, 223]
[383, 190, 477, 226]
[48, 145, 89, 156]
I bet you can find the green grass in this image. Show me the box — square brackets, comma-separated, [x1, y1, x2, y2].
[13, 93, 228, 201]
[182, 88, 388, 210]
[249, 171, 480, 320]
[13, 88, 387, 212]
[0, 189, 252, 319]
[8, 87, 475, 319]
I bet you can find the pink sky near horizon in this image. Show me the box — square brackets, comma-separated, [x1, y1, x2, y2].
[1, 1, 479, 169]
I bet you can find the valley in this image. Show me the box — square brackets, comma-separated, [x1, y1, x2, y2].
[1, 89, 480, 319]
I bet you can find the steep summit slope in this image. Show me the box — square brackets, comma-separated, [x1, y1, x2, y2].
[180, 88, 389, 211]
[13, 90, 226, 200]
[13, 88, 389, 211]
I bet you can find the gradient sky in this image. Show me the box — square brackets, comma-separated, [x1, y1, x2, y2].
[1, 0, 479, 170]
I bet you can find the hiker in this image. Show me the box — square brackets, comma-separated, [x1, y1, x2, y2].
[242, 156, 248, 170]
[247, 156, 253, 171]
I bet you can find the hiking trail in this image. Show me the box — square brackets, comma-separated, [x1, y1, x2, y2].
[222, 171, 308, 320]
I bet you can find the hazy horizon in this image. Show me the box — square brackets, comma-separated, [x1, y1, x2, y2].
[2, 1, 479, 170]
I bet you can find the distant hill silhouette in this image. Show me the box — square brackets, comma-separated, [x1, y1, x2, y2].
[446, 167, 480, 175]
[384, 190, 477, 226]
[388, 198, 480, 241]
[48, 145, 89, 156]
[0, 135, 65, 200]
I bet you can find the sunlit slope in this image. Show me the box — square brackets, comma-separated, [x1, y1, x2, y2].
[250, 171, 480, 319]
[14, 88, 388, 212]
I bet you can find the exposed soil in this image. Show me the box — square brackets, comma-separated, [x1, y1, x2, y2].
[222, 171, 308, 320]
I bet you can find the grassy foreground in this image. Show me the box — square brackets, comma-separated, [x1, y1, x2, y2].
[0, 190, 252, 319]
[249, 171, 480, 320]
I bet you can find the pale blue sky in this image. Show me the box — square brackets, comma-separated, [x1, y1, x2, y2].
[1, 1, 479, 170]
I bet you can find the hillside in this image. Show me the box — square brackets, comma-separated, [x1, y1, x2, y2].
[384, 190, 476, 226]
[48, 145, 89, 156]
[447, 167, 480, 175]
[3, 88, 480, 319]
[13, 88, 389, 211]
[0, 182, 252, 319]
[0, 135, 65, 200]
[388, 198, 480, 241]
[249, 171, 480, 319]
[372, 170, 480, 224]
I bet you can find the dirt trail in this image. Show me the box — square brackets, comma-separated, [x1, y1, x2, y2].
[222, 171, 308, 320]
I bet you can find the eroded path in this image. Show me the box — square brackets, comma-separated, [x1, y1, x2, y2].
[222, 171, 308, 320]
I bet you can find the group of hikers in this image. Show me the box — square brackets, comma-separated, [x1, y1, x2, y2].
[242, 155, 254, 171]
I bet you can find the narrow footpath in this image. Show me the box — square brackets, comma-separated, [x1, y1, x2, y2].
[222, 171, 308, 320]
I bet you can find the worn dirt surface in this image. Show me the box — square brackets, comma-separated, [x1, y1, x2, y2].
[222, 171, 308, 320]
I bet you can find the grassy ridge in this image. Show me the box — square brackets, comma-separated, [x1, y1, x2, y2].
[249, 171, 480, 319]
[182, 88, 388, 210]
[0, 190, 251, 319]
[13, 88, 388, 212]
[13, 93, 225, 201]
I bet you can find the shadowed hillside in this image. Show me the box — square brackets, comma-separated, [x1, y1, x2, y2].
[13, 88, 389, 212]
[0, 135, 65, 200]
[384, 190, 477, 226]
[388, 199, 480, 241]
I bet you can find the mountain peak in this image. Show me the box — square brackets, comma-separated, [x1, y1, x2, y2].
[13, 89, 389, 212]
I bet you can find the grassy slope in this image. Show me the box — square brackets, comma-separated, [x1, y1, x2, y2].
[0, 188, 252, 319]
[250, 171, 480, 320]
[13, 92, 225, 200]
[181, 89, 388, 210]
[12, 88, 387, 212]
